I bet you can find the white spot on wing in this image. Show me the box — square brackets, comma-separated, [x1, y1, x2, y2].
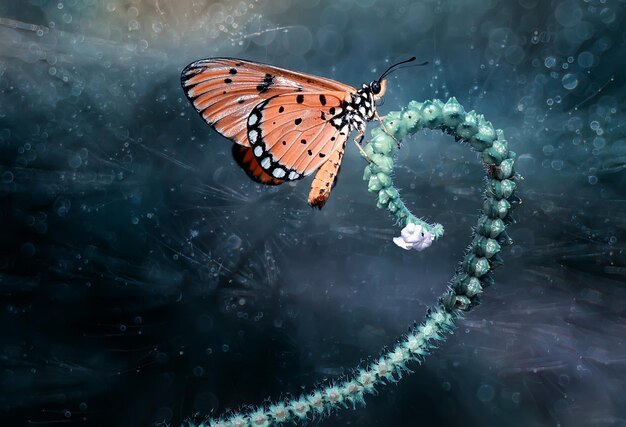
[261, 157, 271, 169]
[288, 171, 300, 180]
[253, 146, 263, 157]
[248, 114, 258, 126]
[249, 129, 258, 144]
[272, 167, 286, 178]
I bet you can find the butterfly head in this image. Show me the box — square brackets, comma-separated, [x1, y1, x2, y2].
[370, 79, 387, 101]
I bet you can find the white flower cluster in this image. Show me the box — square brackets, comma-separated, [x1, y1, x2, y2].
[393, 222, 434, 251]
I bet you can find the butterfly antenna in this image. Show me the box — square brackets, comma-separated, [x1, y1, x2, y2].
[378, 57, 428, 80]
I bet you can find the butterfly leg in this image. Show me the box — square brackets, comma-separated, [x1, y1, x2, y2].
[375, 112, 401, 148]
[353, 130, 374, 163]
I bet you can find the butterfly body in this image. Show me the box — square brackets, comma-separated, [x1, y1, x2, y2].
[181, 57, 413, 208]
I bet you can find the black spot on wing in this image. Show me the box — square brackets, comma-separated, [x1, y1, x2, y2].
[319, 95, 327, 105]
[256, 73, 275, 94]
[295, 118, 302, 125]
[229, 68, 237, 74]
[296, 94, 304, 104]
[279, 106, 284, 113]
[224, 78, 232, 84]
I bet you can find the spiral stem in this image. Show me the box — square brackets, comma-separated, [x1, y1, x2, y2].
[185, 97, 519, 427]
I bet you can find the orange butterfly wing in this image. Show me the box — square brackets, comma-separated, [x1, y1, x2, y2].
[308, 140, 346, 208]
[231, 145, 283, 185]
[245, 92, 351, 181]
[181, 57, 355, 147]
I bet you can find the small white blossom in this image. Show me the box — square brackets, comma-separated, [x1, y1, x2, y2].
[393, 222, 434, 251]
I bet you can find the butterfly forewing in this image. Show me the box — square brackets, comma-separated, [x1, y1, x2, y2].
[181, 57, 355, 147]
[246, 92, 350, 180]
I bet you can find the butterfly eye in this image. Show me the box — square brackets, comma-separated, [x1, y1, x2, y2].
[371, 81, 381, 94]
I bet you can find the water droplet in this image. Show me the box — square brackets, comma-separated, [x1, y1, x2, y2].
[2, 171, 14, 183]
[555, 1, 583, 27]
[477, 384, 495, 402]
[225, 234, 241, 250]
[562, 73, 578, 90]
[21, 242, 36, 257]
[544, 56, 556, 68]
[68, 154, 82, 168]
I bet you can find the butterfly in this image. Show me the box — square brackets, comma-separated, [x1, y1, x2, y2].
[180, 56, 419, 208]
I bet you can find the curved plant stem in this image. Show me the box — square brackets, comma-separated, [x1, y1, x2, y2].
[185, 98, 519, 427]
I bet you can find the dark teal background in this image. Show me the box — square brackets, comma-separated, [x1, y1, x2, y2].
[1, 0, 625, 426]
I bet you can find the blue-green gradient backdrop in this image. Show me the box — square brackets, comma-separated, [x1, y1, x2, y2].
[1, 0, 625, 426]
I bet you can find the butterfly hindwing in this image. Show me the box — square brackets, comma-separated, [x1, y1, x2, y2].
[246, 92, 351, 181]
[231, 145, 283, 186]
[181, 58, 355, 147]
